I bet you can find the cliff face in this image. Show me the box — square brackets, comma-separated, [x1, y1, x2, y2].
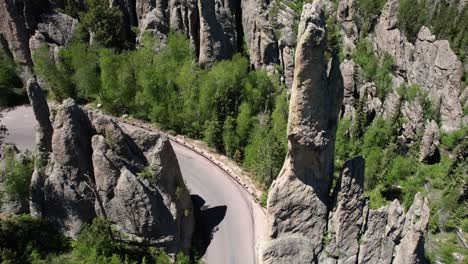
[261, 2, 430, 263]
[26, 79, 194, 253]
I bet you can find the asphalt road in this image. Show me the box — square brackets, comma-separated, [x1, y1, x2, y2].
[0, 105, 265, 264]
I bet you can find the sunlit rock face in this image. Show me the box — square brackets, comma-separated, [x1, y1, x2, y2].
[260, 1, 430, 263]
[27, 81, 193, 253]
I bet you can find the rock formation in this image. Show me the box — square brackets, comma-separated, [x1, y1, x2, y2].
[419, 120, 440, 164]
[0, 0, 36, 80]
[198, 0, 237, 68]
[261, 2, 430, 263]
[29, 12, 78, 54]
[136, 0, 236, 67]
[374, 0, 463, 132]
[336, 0, 358, 57]
[27, 78, 53, 218]
[261, 2, 344, 262]
[27, 80, 193, 252]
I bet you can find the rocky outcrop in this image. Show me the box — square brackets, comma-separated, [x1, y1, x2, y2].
[321, 157, 366, 264]
[28, 92, 193, 251]
[26, 79, 53, 155]
[136, 0, 236, 68]
[407, 27, 463, 132]
[359, 82, 382, 118]
[401, 100, 424, 144]
[374, 0, 412, 76]
[241, 0, 278, 70]
[340, 59, 358, 116]
[261, 2, 344, 262]
[261, 2, 430, 263]
[393, 193, 430, 263]
[276, 4, 296, 88]
[419, 120, 440, 164]
[29, 12, 77, 53]
[0, 0, 36, 80]
[197, 0, 237, 68]
[169, 0, 199, 55]
[374, 0, 464, 132]
[319, 156, 429, 264]
[336, 0, 358, 57]
[358, 200, 406, 264]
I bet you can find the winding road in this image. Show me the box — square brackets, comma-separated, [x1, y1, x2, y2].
[0, 105, 265, 264]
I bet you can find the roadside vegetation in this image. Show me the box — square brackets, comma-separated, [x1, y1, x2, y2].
[0, 49, 24, 107]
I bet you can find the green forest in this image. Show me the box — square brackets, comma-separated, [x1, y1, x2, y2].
[32, 33, 289, 190]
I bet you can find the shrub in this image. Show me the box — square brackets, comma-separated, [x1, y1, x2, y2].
[78, 0, 130, 50]
[0, 215, 70, 264]
[0, 49, 22, 106]
[357, 0, 386, 34]
[0, 146, 34, 207]
[352, 40, 394, 100]
[260, 192, 268, 208]
[33, 45, 76, 101]
[72, 218, 116, 259]
[441, 126, 467, 150]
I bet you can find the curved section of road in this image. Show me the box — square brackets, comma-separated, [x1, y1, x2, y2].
[0, 105, 265, 264]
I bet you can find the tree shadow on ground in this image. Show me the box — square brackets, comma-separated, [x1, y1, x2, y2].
[191, 194, 227, 257]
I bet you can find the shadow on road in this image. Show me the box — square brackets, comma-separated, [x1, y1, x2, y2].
[191, 194, 227, 257]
